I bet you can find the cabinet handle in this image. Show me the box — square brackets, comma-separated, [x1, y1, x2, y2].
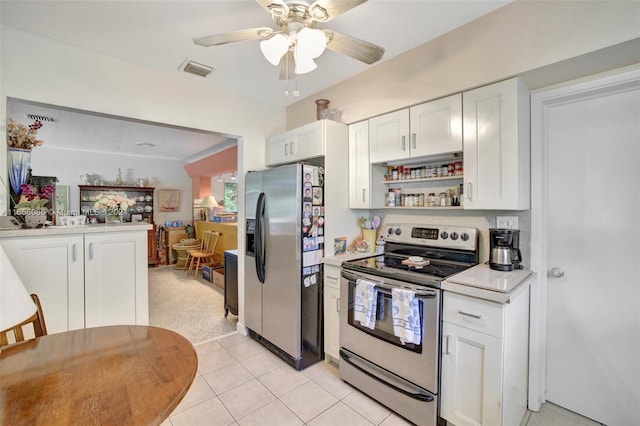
[458, 310, 481, 320]
[466, 182, 472, 200]
[401, 135, 406, 151]
[289, 142, 294, 155]
[336, 297, 340, 313]
[284, 143, 289, 155]
[362, 188, 367, 202]
[72, 243, 78, 262]
[412, 133, 416, 149]
[444, 335, 450, 355]
[89, 242, 94, 260]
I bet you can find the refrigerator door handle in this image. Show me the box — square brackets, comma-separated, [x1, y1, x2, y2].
[255, 192, 267, 284]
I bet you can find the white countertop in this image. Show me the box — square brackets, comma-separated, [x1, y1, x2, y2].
[0, 222, 153, 238]
[442, 263, 534, 303]
[322, 252, 377, 267]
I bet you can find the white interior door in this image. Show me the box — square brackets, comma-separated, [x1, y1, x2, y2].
[541, 69, 640, 425]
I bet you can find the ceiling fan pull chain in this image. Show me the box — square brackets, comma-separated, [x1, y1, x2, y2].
[293, 74, 300, 97]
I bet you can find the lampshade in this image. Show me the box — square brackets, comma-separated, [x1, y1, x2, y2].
[293, 27, 326, 75]
[0, 244, 36, 333]
[260, 33, 290, 66]
[200, 195, 219, 208]
[297, 27, 327, 59]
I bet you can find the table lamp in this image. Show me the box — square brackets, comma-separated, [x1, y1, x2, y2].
[0, 245, 36, 333]
[200, 195, 219, 221]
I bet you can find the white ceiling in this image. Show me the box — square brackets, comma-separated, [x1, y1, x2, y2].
[1, 0, 511, 161]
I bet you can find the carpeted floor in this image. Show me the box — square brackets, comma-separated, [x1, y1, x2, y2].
[148, 265, 238, 345]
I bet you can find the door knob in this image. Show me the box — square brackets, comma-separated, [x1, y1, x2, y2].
[548, 267, 565, 278]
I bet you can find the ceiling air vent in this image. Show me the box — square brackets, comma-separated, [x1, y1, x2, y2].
[179, 58, 214, 77]
[26, 113, 56, 122]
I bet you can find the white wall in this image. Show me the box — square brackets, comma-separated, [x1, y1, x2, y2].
[285, 0, 639, 266]
[287, 0, 640, 127]
[31, 147, 194, 226]
[1, 25, 285, 333]
[0, 25, 284, 210]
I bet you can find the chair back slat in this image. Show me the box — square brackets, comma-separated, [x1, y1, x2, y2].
[0, 294, 48, 349]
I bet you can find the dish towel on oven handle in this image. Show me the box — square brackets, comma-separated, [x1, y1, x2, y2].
[354, 278, 378, 330]
[392, 288, 422, 345]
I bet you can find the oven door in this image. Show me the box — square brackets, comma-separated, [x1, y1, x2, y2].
[339, 269, 441, 393]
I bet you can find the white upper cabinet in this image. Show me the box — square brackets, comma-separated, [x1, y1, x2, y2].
[462, 78, 530, 210]
[349, 121, 372, 209]
[266, 119, 344, 166]
[410, 94, 462, 157]
[369, 94, 463, 164]
[369, 109, 410, 163]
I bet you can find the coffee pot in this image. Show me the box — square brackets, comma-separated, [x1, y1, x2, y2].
[489, 228, 522, 271]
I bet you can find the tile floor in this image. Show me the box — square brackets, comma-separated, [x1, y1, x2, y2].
[163, 332, 603, 426]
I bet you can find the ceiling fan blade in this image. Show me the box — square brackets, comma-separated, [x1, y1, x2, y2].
[255, 0, 290, 18]
[308, 0, 367, 22]
[279, 51, 295, 80]
[193, 27, 273, 47]
[323, 30, 384, 64]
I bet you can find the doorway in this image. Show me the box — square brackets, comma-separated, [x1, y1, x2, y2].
[531, 66, 640, 425]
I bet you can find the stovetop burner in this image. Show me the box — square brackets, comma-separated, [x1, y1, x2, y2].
[342, 223, 479, 287]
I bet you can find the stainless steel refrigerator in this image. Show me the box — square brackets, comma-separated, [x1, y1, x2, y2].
[244, 163, 324, 370]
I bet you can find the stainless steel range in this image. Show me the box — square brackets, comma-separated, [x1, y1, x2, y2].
[339, 223, 478, 426]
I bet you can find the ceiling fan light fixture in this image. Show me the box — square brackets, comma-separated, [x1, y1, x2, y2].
[297, 27, 327, 59]
[260, 33, 290, 66]
[294, 51, 317, 75]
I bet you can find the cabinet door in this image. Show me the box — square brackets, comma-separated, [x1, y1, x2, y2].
[293, 121, 324, 161]
[1, 235, 84, 334]
[463, 78, 530, 210]
[369, 109, 410, 163]
[410, 94, 462, 157]
[84, 231, 149, 327]
[266, 132, 294, 166]
[441, 321, 502, 426]
[348, 121, 371, 209]
[323, 265, 341, 361]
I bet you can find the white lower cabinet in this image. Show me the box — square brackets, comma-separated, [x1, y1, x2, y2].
[1, 229, 149, 334]
[441, 287, 530, 426]
[84, 231, 149, 327]
[0, 235, 85, 334]
[323, 263, 341, 363]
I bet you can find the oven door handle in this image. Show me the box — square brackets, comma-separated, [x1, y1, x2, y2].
[339, 349, 434, 402]
[375, 285, 436, 299]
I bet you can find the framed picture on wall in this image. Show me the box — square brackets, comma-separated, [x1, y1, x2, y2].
[159, 189, 180, 212]
[55, 185, 69, 216]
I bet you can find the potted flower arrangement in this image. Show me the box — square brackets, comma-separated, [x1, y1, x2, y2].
[15, 183, 54, 227]
[94, 191, 136, 224]
[6, 118, 44, 197]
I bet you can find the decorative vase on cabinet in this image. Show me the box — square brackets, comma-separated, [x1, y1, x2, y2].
[7, 148, 31, 195]
[106, 211, 124, 225]
[24, 209, 47, 228]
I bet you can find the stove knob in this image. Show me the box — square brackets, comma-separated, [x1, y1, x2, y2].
[450, 232, 459, 240]
[387, 227, 394, 236]
[394, 228, 402, 236]
[440, 231, 448, 239]
[461, 232, 469, 241]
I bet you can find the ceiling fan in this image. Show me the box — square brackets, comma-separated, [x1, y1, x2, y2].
[193, 0, 385, 79]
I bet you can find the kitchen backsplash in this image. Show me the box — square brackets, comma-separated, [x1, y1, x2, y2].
[373, 209, 531, 268]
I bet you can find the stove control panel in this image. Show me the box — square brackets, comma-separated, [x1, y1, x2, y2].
[383, 223, 477, 250]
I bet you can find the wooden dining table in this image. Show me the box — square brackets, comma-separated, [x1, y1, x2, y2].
[0, 325, 198, 425]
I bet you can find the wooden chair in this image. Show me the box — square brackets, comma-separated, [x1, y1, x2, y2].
[187, 231, 220, 278]
[0, 294, 48, 348]
[184, 231, 211, 274]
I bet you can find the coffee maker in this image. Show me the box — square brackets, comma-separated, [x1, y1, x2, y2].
[489, 228, 522, 271]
